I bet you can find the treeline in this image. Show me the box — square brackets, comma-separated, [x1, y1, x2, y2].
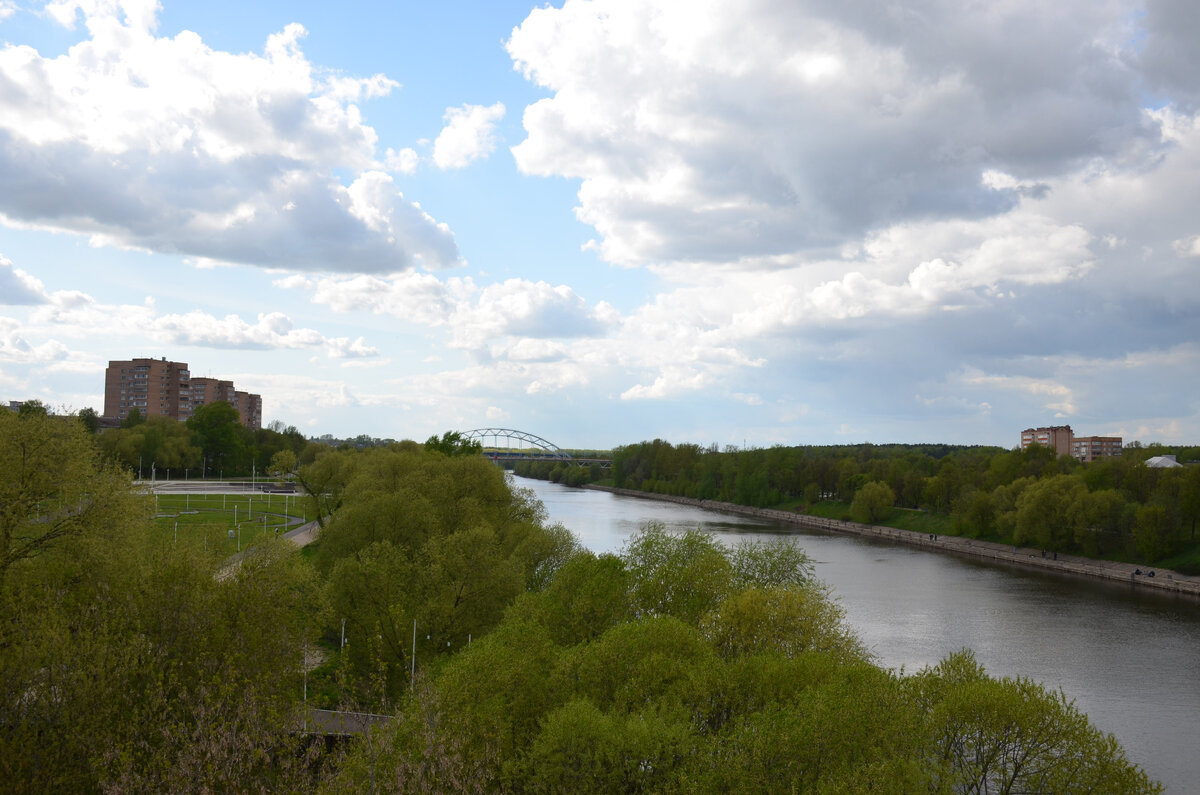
[13, 398, 348, 479]
[522, 439, 1200, 568]
[0, 412, 1164, 791]
[95, 402, 313, 478]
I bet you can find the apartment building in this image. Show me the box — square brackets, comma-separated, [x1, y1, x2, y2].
[190, 377, 236, 408]
[1020, 425, 1075, 456]
[104, 359, 262, 429]
[1020, 425, 1122, 461]
[235, 391, 263, 430]
[1072, 436, 1123, 462]
[103, 358, 192, 423]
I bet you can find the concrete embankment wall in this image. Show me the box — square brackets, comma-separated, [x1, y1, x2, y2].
[585, 484, 1200, 599]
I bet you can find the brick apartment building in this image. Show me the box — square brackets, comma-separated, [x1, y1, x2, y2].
[1020, 425, 1122, 461]
[104, 358, 192, 423]
[103, 358, 261, 429]
[1071, 435, 1124, 463]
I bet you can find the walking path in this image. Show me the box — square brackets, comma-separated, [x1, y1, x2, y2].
[586, 485, 1200, 598]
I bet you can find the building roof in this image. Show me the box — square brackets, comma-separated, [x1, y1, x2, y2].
[1144, 455, 1182, 468]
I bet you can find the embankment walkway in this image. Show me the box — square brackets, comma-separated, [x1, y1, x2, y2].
[585, 485, 1200, 598]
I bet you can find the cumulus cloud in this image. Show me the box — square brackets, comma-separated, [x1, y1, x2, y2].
[19, 282, 377, 359]
[284, 271, 617, 351]
[0, 1, 16, 22]
[0, 2, 459, 272]
[432, 102, 506, 169]
[507, 0, 1159, 268]
[0, 255, 50, 304]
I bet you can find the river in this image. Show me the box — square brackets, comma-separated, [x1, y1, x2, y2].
[513, 476, 1200, 793]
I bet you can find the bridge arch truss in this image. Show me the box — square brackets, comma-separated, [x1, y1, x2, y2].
[462, 428, 573, 462]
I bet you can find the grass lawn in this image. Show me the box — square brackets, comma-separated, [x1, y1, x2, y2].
[151, 493, 312, 557]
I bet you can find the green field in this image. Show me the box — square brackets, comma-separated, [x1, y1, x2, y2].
[150, 492, 311, 556]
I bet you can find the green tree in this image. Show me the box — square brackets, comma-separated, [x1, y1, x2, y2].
[120, 406, 145, 427]
[424, 430, 483, 457]
[0, 409, 322, 791]
[1132, 504, 1178, 562]
[850, 480, 896, 524]
[917, 651, 1162, 794]
[698, 585, 866, 661]
[620, 523, 733, 624]
[268, 448, 297, 478]
[186, 400, 244, 474]
[77, 406, 100, 433]
[1013, 474, 1087, 552]
[0, 408, 137, 590]
[17, 399, 48, 417]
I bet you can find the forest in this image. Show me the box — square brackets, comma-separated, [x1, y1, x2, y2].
[515, 439, 1200, 571]
[0, 408, 1164, 792]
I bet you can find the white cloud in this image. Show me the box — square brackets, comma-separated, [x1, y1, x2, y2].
[960, 368, 1077, 417]
[1173, 236, 1200, 257]
[507, 0, 1159, 268]
[432, 102, 506, 169]
[0, 4, 459, 272]
[326, 336, 379, 359]
[0, 255, 50, 304]
[449, 278, 612, 349]
[384, 147, 419, 174]
[17, 279, 377, 360]
[0, 1, 16, 22]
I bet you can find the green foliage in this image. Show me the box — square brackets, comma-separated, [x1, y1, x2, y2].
[589, 437, 1197, 566]
[850, 479, 896, 523]
[424, 429, 483, 457]
[620, 523, 734, 623]
[99, 414, 202, 476]
[0, 410, 323, 791]
[268, 447, 297, 477]
[186, 400, 245, 471]
[0, 408, 138, 589]
[1013, 474, 1088, 551]
[916, 650, 1162, 794]
[17, 398, 48, 417]
[312, 447, 578, 700]
[77, 406, 100, 433]
[330, 521, 1158, 793]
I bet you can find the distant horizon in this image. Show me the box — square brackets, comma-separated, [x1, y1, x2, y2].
[2, 1, 1197, 450]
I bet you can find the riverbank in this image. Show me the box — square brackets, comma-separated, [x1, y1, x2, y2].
[584, 484, 1200, 598]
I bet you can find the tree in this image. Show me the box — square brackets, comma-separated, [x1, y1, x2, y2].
[1013, 474, 1087, 552]
[620, 524, 733, 624]
[186, 401, 243, 474]
[120, 407, 144, 428]
[917, 651, 1162, 794]
[77, 406, 100, 433]
[96, 415, 201, 476]
[698, 585, 866, 661]
[268, 448, 297, 478]
[17, 399, 48, 417]
[850, 480, 895, 524]
[424, 430, 483, 457]
[1132, 504, 1178, 562]
[0, 408, 138, 590]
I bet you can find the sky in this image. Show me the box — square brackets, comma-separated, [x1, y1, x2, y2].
[0, 0, 1198, 450]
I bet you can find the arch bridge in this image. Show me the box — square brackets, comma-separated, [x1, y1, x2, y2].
[461, 428, 610, 467]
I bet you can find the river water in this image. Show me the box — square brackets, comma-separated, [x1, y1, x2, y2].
[513, 476, 1200, 793]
